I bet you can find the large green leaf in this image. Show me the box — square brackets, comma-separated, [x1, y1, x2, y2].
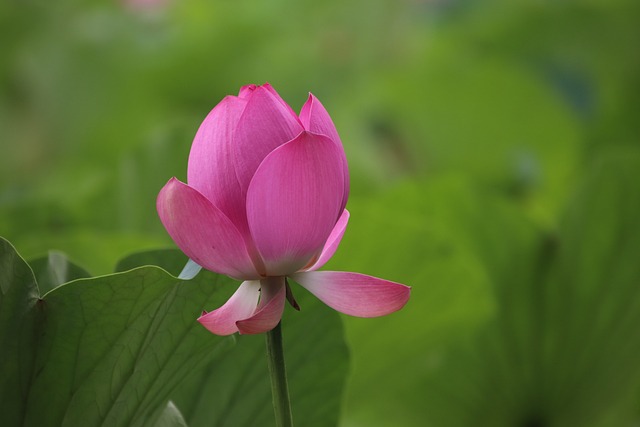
[117, 249, 350, 427]
[0, 242, 349, 427]
[19, 252, 235, 427]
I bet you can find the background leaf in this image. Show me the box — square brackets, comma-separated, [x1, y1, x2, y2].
[329, 177, 509, 426]
[114, 248, 190, 275]
[28, 251, 91, 295]
[331, 150, 640, 427]
[0, 238, 41, 427]
[538, 149, 640, 426]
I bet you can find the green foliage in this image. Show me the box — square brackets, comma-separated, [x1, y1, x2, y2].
[0, 241, 348, 427]
[331, 151, 640, 426]
[2, 0, 640, 425]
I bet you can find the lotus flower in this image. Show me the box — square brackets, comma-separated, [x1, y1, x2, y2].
[157, 83, 410, 335]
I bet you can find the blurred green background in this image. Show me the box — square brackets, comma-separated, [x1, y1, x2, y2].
[2, 0, 640, 425]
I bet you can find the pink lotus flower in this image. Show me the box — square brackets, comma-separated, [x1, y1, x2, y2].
[157, 83, 410, 335]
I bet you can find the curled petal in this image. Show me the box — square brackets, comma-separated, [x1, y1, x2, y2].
[236, 276, 286, 334]
[233, 85, 304, 193]
[246, 131, 345, 276]
[300, 94, 350, 213]
[198, 281, 260, 336]
[157, 178, 259, 280]
[305, 209, 350, 272]
[187, 96, 249, 235]
[290, 271, 410, 317]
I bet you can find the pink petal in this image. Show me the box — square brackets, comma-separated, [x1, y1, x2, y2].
[236, 276, 286, 334]
[290, 271, 411, 317]
[238, 84, 257, 98]
[233, 85, 304, 193]
[305, 209, 350, 271]
[157, 178, 259, 280]
[299, 94, 341, 148]
[197, 281, 260, 336]
[246, 131, 345, 276]
[186, 95, 265, 273]
[299, 94, 350, 213]
[187, 95, 249, 234]
[263, 83, 301, 124]
[239, 84, 296, 119]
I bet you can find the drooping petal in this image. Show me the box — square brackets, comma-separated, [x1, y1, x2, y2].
[233, 85, 304, 193]
[290, 271, 411, 317]
[187, 95, 248, 233]
[246, 131, 345, 276]
[197, 281, 260, 336]
[300, 94, 350, 213]
[157, 178, 259, 280]
[236, 276, 286, 334]
[304, 209, 350, 272]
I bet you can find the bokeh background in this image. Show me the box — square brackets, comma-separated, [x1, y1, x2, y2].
[2, 0, 640, 426]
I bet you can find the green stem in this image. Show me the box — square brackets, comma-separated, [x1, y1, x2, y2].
[265, 321, 294, 427]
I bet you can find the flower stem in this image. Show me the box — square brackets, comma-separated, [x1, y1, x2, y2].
[265, 321, 294, 427]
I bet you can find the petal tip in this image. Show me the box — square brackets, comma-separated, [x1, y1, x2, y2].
[197, 314, 237, 337]
[292, 271, 410, 318]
